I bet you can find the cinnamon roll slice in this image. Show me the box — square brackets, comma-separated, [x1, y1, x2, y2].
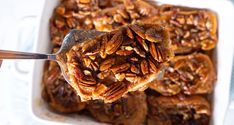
[143, 5, 218, 54]
[92, 0, 159, 31]
[150, 53, 216, 96]
[87, 91, 147, 125]
[50, 0, 124, 46]
[147, 95, 211, 125]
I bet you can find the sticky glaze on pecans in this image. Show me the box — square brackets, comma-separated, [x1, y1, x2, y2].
[65, 23, 173, 103]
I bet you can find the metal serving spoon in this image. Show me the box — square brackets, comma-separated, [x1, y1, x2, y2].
[0, 29, 105, 84]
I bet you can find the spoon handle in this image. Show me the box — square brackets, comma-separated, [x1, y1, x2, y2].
[0, 50, 56, 60]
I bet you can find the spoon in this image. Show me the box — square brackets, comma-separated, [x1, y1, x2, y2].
[0, 23, 173, 103]
[0, 29, 105, 84]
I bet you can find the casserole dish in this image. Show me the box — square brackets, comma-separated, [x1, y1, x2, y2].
[30, 0, 234, 124]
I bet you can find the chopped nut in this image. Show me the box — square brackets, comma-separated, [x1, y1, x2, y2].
[56, 6, 65, 15]
[115, 73, 126, 81]
[130, 64, 140, 74]
[55, 19, 65, 28]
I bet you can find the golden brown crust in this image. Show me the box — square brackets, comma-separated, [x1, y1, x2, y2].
[65, 23, 173, 102]
[147, 95, 211, 125]
[88, 91, 147, 125]
[150, 53, 216, 96]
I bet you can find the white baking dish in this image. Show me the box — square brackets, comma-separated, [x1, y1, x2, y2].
[30, 0, 234, 125]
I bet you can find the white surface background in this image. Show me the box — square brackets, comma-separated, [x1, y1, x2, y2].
[0, 0, 233, 124]
[0, 0, 45, 124]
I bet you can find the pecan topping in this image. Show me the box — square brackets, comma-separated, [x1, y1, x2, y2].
[150, 53, 216, 96]
[92, 0, 159, 32]
[50, 0, 123, 46]
[143, 5, 218, 54]
[65, 23, 173, 102]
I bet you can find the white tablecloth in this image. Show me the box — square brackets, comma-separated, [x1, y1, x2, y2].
[0, 0, 45, 124]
